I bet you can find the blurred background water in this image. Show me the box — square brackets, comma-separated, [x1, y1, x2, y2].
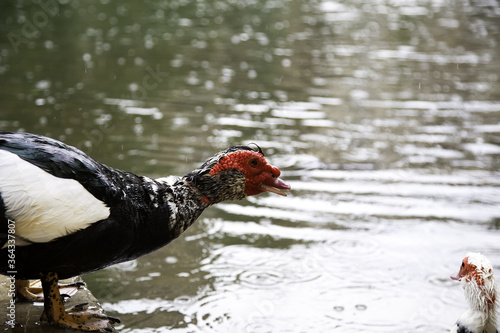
[1, 0, 500, 332]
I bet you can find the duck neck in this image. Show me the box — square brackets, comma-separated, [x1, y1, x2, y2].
[182, 169, 246, 204]
[462, 275, 498, 329]
[152, 176, 212, 239]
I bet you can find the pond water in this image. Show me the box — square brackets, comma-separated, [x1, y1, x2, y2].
[1, 0, 500, 332]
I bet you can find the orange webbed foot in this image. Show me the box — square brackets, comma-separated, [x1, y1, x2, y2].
[40, 273, 119, 332]
[15, 279, 85, 302]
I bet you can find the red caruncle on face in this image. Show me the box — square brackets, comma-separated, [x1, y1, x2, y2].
[209, 150, 282, 196]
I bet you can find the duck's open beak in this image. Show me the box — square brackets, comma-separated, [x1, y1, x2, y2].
[261, 178, 291, 196]
[450, 272, 460, 281]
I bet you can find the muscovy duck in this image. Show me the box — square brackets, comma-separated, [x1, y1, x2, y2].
[450, 252, 498, 333]
[0, 131, 290, 331]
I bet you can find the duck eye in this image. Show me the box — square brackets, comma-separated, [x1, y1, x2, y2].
[462, 262, 465, 268]
[249, 159, 258, 167]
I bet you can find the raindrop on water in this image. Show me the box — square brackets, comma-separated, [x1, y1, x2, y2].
[355, 304, 367, 311]
[165, 256, 178, 264]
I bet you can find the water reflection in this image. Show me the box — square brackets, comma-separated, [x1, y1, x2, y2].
[1, 0, 500, 332]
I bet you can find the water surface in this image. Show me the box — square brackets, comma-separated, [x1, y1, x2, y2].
[1, 0, 500, 332]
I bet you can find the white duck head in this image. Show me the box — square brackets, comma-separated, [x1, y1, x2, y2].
[450, 252, 498, 333]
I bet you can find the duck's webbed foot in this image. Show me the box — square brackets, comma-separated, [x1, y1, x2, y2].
[15, 279, 85, 302]
[40, 272, 120, 332]
[15, 279, 44, 302]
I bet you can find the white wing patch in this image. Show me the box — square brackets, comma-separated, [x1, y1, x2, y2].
[0, 150, 110, 245]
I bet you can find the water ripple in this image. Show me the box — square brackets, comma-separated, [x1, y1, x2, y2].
[238, 270, 284, 289]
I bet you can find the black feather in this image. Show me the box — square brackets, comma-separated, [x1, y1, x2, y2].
[247, 143, 265, 156]
[0, 131, 122, 204]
